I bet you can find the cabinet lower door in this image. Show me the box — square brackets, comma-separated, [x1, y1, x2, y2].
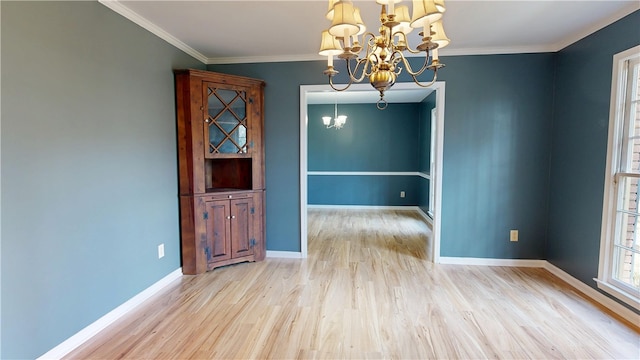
[230, 197, 255, 258]
[205, 200, 232, 262]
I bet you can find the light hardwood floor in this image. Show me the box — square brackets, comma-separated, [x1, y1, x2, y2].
[66, 209, 639, 359]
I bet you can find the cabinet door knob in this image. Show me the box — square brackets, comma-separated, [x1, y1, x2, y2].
[226, 216, 231, 219]
[205, 118, 211, 123]
[231, 215, 236, 219]
[228, 195, 232, 199]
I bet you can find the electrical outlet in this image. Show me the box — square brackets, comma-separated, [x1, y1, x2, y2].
[400, 191, 406, 198]
[158, 243, 165, 259]
[510, 230, 518, 242]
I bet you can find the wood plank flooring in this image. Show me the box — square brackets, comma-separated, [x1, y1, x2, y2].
[66, 209, 639, 359]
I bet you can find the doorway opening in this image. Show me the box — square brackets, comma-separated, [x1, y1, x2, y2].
[299, 82, 445, 262]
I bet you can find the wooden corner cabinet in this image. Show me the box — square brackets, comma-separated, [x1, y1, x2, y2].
[174, 69, 266, 275]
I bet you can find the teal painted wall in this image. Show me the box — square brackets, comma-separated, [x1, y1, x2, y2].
[308, 175, 420, 206]
[547, 11, 640, 295]
[1, 2, 204, 358]
[211, 52, 555, 259]
[308, 103, 420, 206]
[437, 54, 555, 259]
[308, 103, 419, 171]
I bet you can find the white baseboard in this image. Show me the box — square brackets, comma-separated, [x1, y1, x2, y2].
[415, 208, 433, 227]
[438, 257, 547, 267]
[307, 171, 421, 176]
[266, 250, 304, 259]
[543, 262, 640, 325]
[307, 205, 421, 210]
[37, 268, 183, 359]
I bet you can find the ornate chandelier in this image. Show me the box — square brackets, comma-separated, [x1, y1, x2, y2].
[319, 0, 450, 109]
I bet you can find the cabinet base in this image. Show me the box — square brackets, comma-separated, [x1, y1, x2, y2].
[206, 255, 256, 272]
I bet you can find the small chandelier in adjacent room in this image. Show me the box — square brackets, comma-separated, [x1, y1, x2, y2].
[319, 0, 450, 109]
[322, 100, 348, 129]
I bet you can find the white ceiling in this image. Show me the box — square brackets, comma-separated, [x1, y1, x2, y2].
[102, 0, 639, 64]
[99, 0, 639, 104]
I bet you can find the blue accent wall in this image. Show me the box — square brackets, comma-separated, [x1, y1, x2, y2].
[1, 2, 204, 358]
[308, 175, 420, 206]
[308, 103, 419, 171]
[307, 103, 421, 206]
[436, 54, 555, 259]
[547, 11, 640, 289]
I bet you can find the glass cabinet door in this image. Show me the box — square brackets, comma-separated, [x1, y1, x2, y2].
[204, 83, 249, 157]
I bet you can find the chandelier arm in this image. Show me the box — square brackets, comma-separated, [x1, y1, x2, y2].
[398, 31, 422, 54]
[346, 49, 375, 82]
[405, 48, 424, 55]
[390, 31, 421, 55]
[361, 39, 379, 77]
[363, 57, 375, 77]
[398, 51, 433, 77]
[363, 32, 377, 45]
[359, 32, 378, 55]
[328, 74, 353, 92]
[364, 53, 379, 77]
[362, 54, 379, 79]
[391, 51, 404, 68]
[410, 71, 439, 88]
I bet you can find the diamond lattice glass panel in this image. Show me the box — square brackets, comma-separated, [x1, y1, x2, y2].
[206, 87, 247, 154]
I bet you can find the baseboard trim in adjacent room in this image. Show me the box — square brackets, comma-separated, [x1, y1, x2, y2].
[307, 171, 421, 176]
[307, 205, 421, 211]
[438, 257, 547, 267]
[266, 250, 304, 259]
[415, 208, 433, 227]
[37, 268, 183, 360]
[543, 262, 640, 326]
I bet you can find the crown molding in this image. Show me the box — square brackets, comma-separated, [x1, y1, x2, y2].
[206, 53, 322, 65]
[206, 46, 556, 65]
[438, 45, 556, 56]
[98, 0, 208, 64]
[551, 2, 640, 52]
